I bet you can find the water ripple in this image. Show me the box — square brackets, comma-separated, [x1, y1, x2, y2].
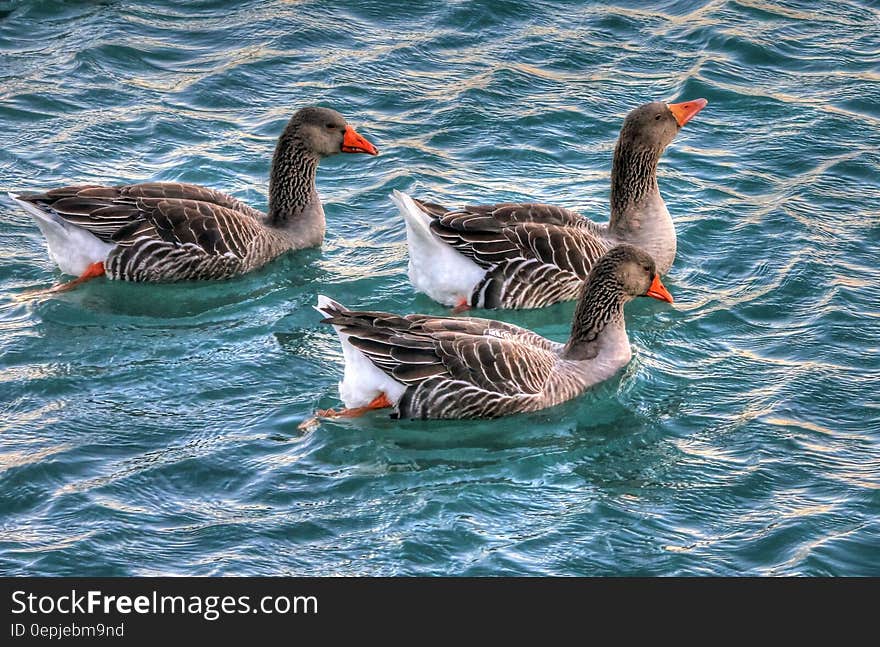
[0, 0, 878, 576]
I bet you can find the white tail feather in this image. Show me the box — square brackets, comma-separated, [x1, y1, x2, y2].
[8, 192, 113, 277]
[315, 295, 406, 408]
[314, 293, 342, 317]
[390, 190, 484, 306]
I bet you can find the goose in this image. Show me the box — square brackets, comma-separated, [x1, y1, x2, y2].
[392, 98, 706, 310]
[8, 106, 377, 289]
[311, 244, 673, 422]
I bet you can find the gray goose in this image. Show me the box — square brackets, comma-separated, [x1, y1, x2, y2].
[392, 98, 706, 310]
[8, 107, 377, 288]
[313, 244, 673, 422]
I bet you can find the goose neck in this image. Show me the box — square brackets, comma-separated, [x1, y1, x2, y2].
[562, 279, 627, 361]
[608, 141, 662, 231]
[267, 135, 320, 228]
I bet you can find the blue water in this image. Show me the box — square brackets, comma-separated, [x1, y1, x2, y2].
[1, 0, 878, 576]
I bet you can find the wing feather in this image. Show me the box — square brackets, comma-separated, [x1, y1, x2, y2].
[323, 305, 557, 399]
[409, 198, 612, 308]
[17, 183, 264, 251]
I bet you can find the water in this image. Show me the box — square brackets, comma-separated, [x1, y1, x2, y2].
[0, 0, 878, 576]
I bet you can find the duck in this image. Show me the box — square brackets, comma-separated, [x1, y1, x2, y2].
[312, 244, 673, 422]
[8, 106, 378, 289]
[391, 98, 706, 310]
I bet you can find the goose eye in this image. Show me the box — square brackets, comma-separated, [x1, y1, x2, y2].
[326, 123, 337, 129]
[655, 114, 662, 120]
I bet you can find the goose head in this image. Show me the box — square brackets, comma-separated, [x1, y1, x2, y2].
[618, 98, 707, 153]
[594, 244, 674, 304]
[286, 106, 378, 158]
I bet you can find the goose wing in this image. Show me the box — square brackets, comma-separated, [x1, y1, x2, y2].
[321, 301, 558, 397]
[415, 199, 613, 308]
[423, 201, 606, 271]
[17, 183, 264, 249]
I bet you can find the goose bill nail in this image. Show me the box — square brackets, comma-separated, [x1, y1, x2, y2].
[342, 128, 378, 155]
[646, 274, 674, 303]
[668, 98, 708, 127]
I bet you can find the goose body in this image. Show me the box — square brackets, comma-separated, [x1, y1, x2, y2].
[10, 183, 302, 281]
[10, 107, 377, 283]
[317, 245, 674, 420]
[394, 99, 706, 309]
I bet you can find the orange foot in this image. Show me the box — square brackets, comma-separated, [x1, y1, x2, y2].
[298, 393, 393, 431]
[26, 261, 106, 297]
[451, 297, 470, 315]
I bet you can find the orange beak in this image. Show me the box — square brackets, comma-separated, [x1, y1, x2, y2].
[667, 98, 707, 127]
[342, 127, 378, 155]
[645, 274, 674, 303]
